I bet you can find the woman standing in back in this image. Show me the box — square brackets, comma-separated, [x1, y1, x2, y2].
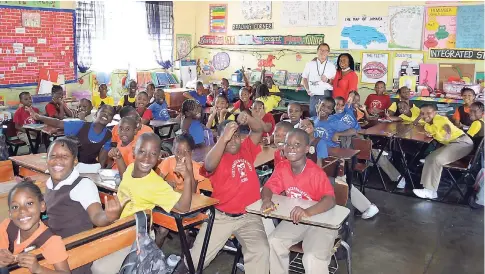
[331, 53, 358, 101]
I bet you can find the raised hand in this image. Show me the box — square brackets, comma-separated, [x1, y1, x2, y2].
[108, 148, 121, 159]
[16, 253, 40, 273]
[105, 194, 130, 222]
[290, 206, 308, 224]
[236, 110, 250, 125]
[221, 121, 238, 143]
[174, 156, 190, 178]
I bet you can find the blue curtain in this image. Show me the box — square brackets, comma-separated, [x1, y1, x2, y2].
[145, 1, 173, 69]
[75, 1, 104, 73]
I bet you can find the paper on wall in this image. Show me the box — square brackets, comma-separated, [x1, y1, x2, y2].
[28, 57, 37, 63]
[57, 74, 65, 85]
[25, 47, 35, 53]
[15, 28, 25, 34]
[44, 62, 48, 66]
[18, 63, 26, 68]
[388, 6, 424, 50]
[14, 48, 22, 54]
[38, 79, 53, 94]
[361, 53, 389, 84]
[37, 38, 46, 44]
[11, 66, 16, 71]
[5, 50, 10, 54]
[340, 16, 389, 49]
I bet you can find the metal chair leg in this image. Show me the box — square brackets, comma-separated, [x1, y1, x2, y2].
[231, 243, 243, 274]
[340, 240, 351, 274]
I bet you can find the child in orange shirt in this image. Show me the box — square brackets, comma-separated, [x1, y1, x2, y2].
[108, 117, 138, 173]
[157, 134, 212, 193]
[452, 87, 476, 129]
[112, 106, 153, 144]
[0, 179, 70, 273]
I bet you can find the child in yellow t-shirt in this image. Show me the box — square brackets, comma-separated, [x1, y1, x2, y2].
[92, 83, 115, 109]
[117, 132, 193, 247]
[255, 84, 281, 112]
[413, 104, 474, 200]
[388, 101, 422, 123]
[264, 75, 280, 94]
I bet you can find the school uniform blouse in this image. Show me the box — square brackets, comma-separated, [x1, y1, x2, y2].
[452, 105, 472, 126]
[424, 115, 465, 144]
[399, 107, 421, 123]
[332, 70, 358, 101]
[256, 95, 281, 112]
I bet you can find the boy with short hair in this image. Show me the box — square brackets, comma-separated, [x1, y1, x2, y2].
[117, 80, 138, 111]
[14, 92, 40, 145]
[148, 88, 170, 121]
[220, 78, 234, 103]
[262, 128, 337, 274]
[92, 83, 114, 108]
[364, 81, 391, 117]
[184, 81, 208, 106]
[45, 85, 73, 119]
[111, 106, 153, 144]
[272, 121, 296, 166]
[190, 111, 269, 274]
[108, 117, 138, 173]
[284, 102, 303, 128]
[77, 98, 94, 122]
[413, 104, 474, 199]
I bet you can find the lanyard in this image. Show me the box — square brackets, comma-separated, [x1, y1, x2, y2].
[316, 60, 327, 77]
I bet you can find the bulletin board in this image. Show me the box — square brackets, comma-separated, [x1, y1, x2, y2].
[0, 6, 76, 88]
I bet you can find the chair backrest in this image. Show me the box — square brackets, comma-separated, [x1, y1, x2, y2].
[333, 179, 349, 207]
[2, 120, 17, 139]
[468, 138, 484, 170]
[351, 137, 372, 161]
[0, 160, 15, 183]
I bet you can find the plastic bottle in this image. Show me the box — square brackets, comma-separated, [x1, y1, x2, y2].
[166, 254, 181, 272]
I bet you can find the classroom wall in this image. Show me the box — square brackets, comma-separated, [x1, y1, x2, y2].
[181, 1, 484, 100]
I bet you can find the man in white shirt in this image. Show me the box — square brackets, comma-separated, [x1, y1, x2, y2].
[301, 43, 337, 117]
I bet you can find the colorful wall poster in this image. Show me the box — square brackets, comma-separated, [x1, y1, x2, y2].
[340, 16, 389, 50]
[423, 6, 457, 50]
[392, 52, 424, 89]
[209, 4, 227, 33]
[419, 63, 438, 89]
[361, 53, 389, 84]
[176, 34, 191, 60]
[388, 6, 424, 50]
[456, 5, 484, 49]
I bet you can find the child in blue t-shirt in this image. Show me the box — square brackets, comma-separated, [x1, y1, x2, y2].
[180, 99, 206, 147]
[148, 88, 170, 121]
[312, 97, 355, 147]
[184, 81, 207, 107]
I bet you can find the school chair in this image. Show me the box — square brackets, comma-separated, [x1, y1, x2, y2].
[350, 138, 373, 195]
[2, 120, 27, 156]
[440, 139, 484, 203]
[288, 180, 352, 274]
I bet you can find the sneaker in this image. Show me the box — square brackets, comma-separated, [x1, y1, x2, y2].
[413, 188, 438, 199]
[223, 240, 237, 252]
[396, 177, 406, 189]
[361, 204, 379, 219]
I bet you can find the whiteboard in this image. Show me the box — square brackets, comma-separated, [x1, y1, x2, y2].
[388, 6, 424, 50]
[241, 1, 272, 20]
[308, 1, 339, 27]
[281, 1, 308, 27]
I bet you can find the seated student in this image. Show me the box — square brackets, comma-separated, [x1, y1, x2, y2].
[347, 91, 370, 122]
[413, 104, 474, 199]
[157, 134, 211, 193]
[92, 83, 114, 109]
[388, 86, 419, 117]
[255, 84, 281, 113]
[206, 95, 235, 130]
[117, 80, 138, 112]
[313, 98, 379, 219]
[272, 121, 295, 166]
[117, 133, 193, 247]
[145, 83, 156, 106]
[387, 101, 421, 123]
[219, 78, 235, 103]
[0, 179, 70, 274]
[190, 112, 269, 274]
[364, 81, 391, 117]
[180, 99, 206, 147]
[135, 92, 153, 125]
[108, 117, 138, 173]
[251, 101, 275, 142]
[13, 92, 40, 145]
[44, 137, 125, 274]
[31, 104, 115, 169]
[264, 75, 280, 94]
[77, 98, 94, 122]
[148, 88, 170, 121]
[111, 106, 153, 145]
[299, 119, 329, 167]
[231, 87, 253, 113]
[452, 87, 476, 129]
[467, 101, 484, 151]
[262, 128, 337, 274]
[207, 83, 219, 106]
[45, 85, 73, 119]
[283, 102, 303, 128]
[184, 81, 208, 107]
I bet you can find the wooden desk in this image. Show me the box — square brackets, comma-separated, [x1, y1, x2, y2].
[149, 120, 178, 139]
[23, 124, 64, 154]
[246, 194, 350, 230]
[328, 147, 360, 160]
[394, 124, 433, 143]
[358, 122, 400, 137]
[10, 153, 48, 175]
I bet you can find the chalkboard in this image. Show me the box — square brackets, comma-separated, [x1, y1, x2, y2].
[456, 5, 484, 49]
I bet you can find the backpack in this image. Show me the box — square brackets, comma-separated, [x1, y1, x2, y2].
[119, 211, 171, 274]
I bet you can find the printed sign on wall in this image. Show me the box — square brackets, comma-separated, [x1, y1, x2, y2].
[361, 53, 389, 84]
[209, 4, 227, 33]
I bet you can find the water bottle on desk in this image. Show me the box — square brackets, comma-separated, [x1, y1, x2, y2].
[166, 254, 181, 273]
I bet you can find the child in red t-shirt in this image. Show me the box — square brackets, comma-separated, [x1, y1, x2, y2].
[231, 87, 253, 113]
[136, 92, 153, 125]
[261, 128, 337, 274]
[190, 111, 269, 274]
[251, 101, 275, 143]
[13, 92, 40, 145]
[45, 85, 73, 119]
[272, 121, 294, 166]
[364, 81, 391, 117]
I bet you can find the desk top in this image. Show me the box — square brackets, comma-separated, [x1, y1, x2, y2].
[246, 194, 350, 230]
[394, 124, 433, 143]
[328, 147, 360, 160]
[42, 125, 64, 136]
[358, 122, 401, 137]
[149, 120, 179, 128]
[10, 154, 48, 173]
